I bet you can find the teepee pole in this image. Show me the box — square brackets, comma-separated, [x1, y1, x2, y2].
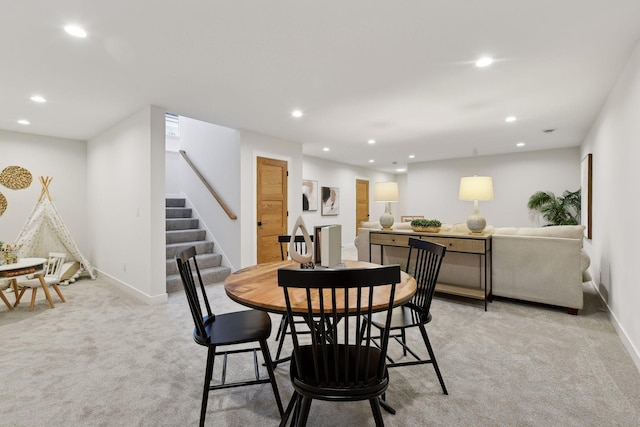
[39, 176, 53, 202]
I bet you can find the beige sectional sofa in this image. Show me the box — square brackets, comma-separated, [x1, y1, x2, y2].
[355, 222, 590, 313]
[492, 225, 590, 313]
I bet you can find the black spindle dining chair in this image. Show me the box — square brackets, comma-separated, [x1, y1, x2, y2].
[175, 246, 284, 427]
[365, 237, 448, 403]
[278, 264, 401, 427]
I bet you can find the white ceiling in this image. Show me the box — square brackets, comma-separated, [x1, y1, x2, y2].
[2, 1, 640, 172]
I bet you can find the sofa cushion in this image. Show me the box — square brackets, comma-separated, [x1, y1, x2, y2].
[59, 261, 82, 285]
[393, 222, 412, 230]
[360, 221, 382, 229]
[442, 223, 495, 234]
[493, 225, 585, 239]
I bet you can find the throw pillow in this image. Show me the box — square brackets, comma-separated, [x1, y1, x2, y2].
[60, 261, 81, 281]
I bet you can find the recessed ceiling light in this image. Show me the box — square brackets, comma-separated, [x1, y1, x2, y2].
[408, 154, 415, 159]
[396, 168, 406, 172]
[30, 95, 47, 103]
[475, 57, 494, 68]
[322, 147, 330, 152]
[505, 116, 517, 123]
[17, 119, 30, 125]
[516, 142, 526, 147]
[368, 139, 376, 144]
[291, 110, 303, 118]
[369, 159, 375, 163]
[64, 25, 87, 38]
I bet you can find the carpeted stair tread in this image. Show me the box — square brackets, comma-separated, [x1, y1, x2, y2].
[165, 198, 186, 208]
[166, 218, 199, 230]
[166, 253, 222, 275]
[166, 265, 232, 293]
[166, 207, 192, 218]
[166, 229, 206, 244]
[166, 241, 213, 259]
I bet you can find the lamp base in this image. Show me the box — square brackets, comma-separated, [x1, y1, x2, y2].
[379, 212, 394, 230]
[466, 213, 486, 234]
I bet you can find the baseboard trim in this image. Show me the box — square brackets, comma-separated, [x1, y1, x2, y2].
[591, 281, 640, 373]
[97, 269, 168, 305]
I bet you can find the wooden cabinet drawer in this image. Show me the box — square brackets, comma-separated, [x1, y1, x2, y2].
[421, 236, 486, 254]
[370, 232, 411, 247]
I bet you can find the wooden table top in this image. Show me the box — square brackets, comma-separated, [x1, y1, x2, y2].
[224, 260, 417, 314]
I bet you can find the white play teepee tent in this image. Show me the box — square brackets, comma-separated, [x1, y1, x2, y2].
[15, 176, 96, 281]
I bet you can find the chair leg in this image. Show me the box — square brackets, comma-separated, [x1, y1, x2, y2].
[30, 288, 38, 311]
[369, 397, 386, 427]
[296, 396, 312, 427]
[288, 394, 302, 427]
[200, 346, 216, 427]
[51, 284, 66, 303]
[259, 339, 284, 416]
[37, 276, 55, 309]
[419, 324, 448, 395]
[379, 393, 396, 415]
[14, 287, 27, 306]
[11, 279, 19, 296]
[275, 315, 287, 341]
[274, 318, 289, 362]
[0, 290, 13, 310]
[279, 391, 298, 427]
[401, 329, 407, 356]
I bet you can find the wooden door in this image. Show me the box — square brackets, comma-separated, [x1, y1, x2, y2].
[355, 179, 369, 234]
[257, 157, 288, 263]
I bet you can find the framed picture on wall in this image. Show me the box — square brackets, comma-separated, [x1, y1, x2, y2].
[581, 153, 592, 239]
[321, 186, 339, 216]
[302, 180, 318, 211]
[401, 215, 424, 222]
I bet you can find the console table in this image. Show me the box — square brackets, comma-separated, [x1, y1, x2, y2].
[369, 230, 492, 310]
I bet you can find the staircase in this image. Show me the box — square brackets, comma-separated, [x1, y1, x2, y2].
[165, 198, 231, 293]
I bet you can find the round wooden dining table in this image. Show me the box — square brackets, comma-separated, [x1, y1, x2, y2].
[224, 260, 417, 315]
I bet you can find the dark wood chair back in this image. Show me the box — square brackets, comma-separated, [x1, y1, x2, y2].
[278, 265, 400, 395]
[406, 238, 446, 320]
[175, 246, 284, 425]
[175, 246, 214, 345]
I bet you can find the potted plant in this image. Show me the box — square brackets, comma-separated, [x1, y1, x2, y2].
[527, 189, 580, 226]
[411, 218, 442, 232]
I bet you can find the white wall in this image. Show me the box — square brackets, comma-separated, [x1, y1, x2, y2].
[581, 39, 640, 369]
[239, 130, 303, 267]
[87, 106, 167, 303]
[302, 156, 395, 242]
[170, 116, 241, 269]
[406, 148, 581, 227]
[0, 130, 88, 254]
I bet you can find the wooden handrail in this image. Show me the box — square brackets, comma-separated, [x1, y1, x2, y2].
[179, 150, 238, 220]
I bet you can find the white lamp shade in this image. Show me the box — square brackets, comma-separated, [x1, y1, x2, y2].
[374, 182, 399, 202]
[458, 176, 494, 201]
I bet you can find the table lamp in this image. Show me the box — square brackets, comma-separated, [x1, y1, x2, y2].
[374, 181, 399, 230]
[459, 176, 493, 234]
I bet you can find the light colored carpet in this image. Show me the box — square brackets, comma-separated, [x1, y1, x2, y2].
[1, 266, 640, 426]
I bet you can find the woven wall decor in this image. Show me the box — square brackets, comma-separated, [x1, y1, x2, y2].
[0, 166, 33, 190]
[0, 191, 7, 217]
